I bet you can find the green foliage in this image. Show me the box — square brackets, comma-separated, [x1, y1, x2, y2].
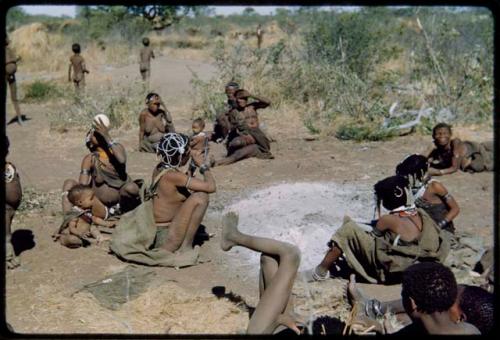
[23, 81, 62, 101]
[336, 122, 397, 142]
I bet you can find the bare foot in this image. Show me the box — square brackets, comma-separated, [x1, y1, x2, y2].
[220, 211, 239, 251]
[275, 312, 306, 335]
[347, 274, 368, 307]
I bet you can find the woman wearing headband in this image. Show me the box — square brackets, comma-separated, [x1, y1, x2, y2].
[151, 132, 216, 253]
[307, 175, 450, 284]
[138, 92, 175, 153]
[396, 154, 460, 233]
[61, 115, 140, 217]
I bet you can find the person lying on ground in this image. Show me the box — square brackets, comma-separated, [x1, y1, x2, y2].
[347, 274, 493, 335]
[426, 122, 493, 175]
[53, 184, 114, 248]
[212, 89, 273, 166]
[5, 136, 23, 269]
[220, 211, 306, 334]
[307, 175, 450, 284]
[396, 154, 459, 233]
[139, 92, 175, 152]
[62, 115, 140, 216]
[152, 132, 216, 253]
[212, 81, 239, 142]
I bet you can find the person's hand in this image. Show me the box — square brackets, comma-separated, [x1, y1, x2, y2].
[93, 118, 111, 141]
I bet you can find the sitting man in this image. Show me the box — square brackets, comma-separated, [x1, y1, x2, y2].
[394, 262, 480, 334]
[426, 122, 493, 175]
[5, 136, 22, 269]
[213, 89, 273, 166]
[347, 273, 493, 334]
[110, 133, 216, 267]
[396, 154, 460, 233]
[62, 115, 141, 217]
[308, 175, 450, 284]
[139, 93, 175, 152]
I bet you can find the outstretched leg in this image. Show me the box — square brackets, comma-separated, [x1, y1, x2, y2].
[221, 212, 301, 334]
[161, 193, 209, 252]
[214, 144, 260, 167]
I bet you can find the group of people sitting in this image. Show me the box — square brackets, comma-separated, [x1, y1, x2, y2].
[4, 80, 494, 334]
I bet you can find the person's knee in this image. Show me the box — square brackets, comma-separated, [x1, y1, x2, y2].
[190, 192, 209, 206]
[62, 179, 78, 191]
[120, 182, 140, 196]
[283, 244, 301, 266]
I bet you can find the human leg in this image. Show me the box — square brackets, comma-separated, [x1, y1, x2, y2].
[221, 212, 301, 334]
[161, 193, 208, 252]
[179, 192, 209, 251]
[5, 205, 20, 269]
[8, 80, 22, 124]
[119, 181, 141, 213]
[214, 144, 260, 167]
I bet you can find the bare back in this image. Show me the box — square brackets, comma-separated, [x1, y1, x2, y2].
[377, 213, 423, 243]
[70, 54, 86, 81]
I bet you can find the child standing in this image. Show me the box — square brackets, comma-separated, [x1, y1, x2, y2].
[68, 43, 89, 95]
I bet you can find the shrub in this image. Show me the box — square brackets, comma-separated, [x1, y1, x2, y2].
[23, 80, 62, 101]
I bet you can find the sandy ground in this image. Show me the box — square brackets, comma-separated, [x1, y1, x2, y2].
[5, 55, 494, 335]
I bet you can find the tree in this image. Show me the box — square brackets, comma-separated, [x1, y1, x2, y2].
[243, 7, 256, 16]
[127, 5, 197, 30]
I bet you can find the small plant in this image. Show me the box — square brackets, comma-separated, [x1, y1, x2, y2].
[23, 80, 61, 101]
[335, 122, 396, 142]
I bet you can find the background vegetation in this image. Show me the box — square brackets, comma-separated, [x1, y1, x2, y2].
[6, 6, 493, 140]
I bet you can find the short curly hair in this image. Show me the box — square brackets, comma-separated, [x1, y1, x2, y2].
[459, 285, 494, 334]
[432, 122, 452, 138]
[402, 262, 457, 314]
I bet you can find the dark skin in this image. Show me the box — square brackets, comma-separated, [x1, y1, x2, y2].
[347, 275, 480, 334]
[5, 39, 23, 125]
[5, 144, 22, 269]
[213, 93, 270, 167]
[420, 177, 460, 225]
[426, 127, 470, 176]
[138, 94, 174, 148]
[212, 86, 238, 142]
[315, 209, 424, 278]
[152, 150, 216, 253]
[62, 119, 139, 213]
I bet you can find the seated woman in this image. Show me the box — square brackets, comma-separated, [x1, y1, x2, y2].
[220, 211, 305, 334]
[110, 133, 216, 267]
[5, 136, 22, 269]
[62, 115, 140, 217]
[138, 93, 175, 153]
[396, 154, 459, 233]
[308, 175, 450, 284]
[426, 123, 493, 175]
[213, 89, 273, 166]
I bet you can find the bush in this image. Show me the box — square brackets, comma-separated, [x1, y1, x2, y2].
[23, 80, 61, 101]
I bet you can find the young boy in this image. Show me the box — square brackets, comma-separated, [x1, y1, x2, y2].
[139, 37, 155, 83]
[5, 136, 22, 268]
[54, 184, 116, 248]
[68, 43, 89, 94]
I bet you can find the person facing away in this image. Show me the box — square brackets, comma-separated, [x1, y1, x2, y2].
[139, 37, 155, 82]
[68, 43, 89, 94]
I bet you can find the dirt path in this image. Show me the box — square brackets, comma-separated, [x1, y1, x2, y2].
[5, 56, 494, 334]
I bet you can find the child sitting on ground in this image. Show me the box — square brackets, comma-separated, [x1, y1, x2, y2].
[53, 184, 116, 248]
